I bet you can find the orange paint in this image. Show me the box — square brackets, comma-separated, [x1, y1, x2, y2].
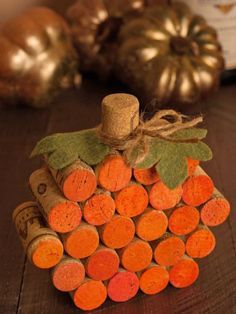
[85, 246, 119, 280]
[149, 181, 183, 211]
[97, 154, 132, 192]
[62, 168, 97, 202]
[187, 159, 199, 176]
[168, 205, 200, 236]
[63, 222, 99, 259]
[99, 214, 135, 249]
[153, 235, 185, 266]
[107, 270, 139, 302]
[48, 202, 82, 233]
[133, 166, 159, 185]
[83, 191, 115, 226]
[52, 257, 85, 292]
[31, 237, 63, 269]
[115, 183, 149, 217]
[201, 198, 230, 227]
[135, 208, 168, 241]
[186, 227, 216, 258]
[73, 279, 107, 311]
[118, 238, 153, 272]
[139, 264, 169, 295]
[182, 175, 214, 206]
[169, 257, 199, 288]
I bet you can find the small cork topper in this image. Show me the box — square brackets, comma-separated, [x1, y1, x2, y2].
[101, 93, 140, 139]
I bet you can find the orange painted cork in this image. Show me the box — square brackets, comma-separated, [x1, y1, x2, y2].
[118, 237, 153, 272]
[139, 262, 169, 295]
[182, 167, 214, 206]
[153, 233, 185, 266]
[134, 208, 168, 241]
[115, 182, 149, 217]
[168, 205, 200, 236]
[72, 278, 107, 311]
[98, 214, 135, 249]
[169, 255, 199, 288]
[13, 201, 63, 269]
[149, 181, 183, 211]
[201, 188, 230, 227]
[133, 166, 159, 185]
[83, 189, 115, 226]
[29, 168, 82, 233]
[49, 159, 97, 202]
[84, 245, 119, 280]
[51, 256, 85, 292]
[187, 159, 199, 176]
[107, 268, 139, 302]
[62, 222, 99, 259]
[185, 225, 216, 258]
[96, 154, 132, 192]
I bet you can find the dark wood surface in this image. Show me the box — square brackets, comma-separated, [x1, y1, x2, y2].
[0, 79, 236, 314]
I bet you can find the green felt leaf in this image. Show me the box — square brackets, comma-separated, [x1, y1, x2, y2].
[48, 146, 78, 169]
[76, 129, 111, 165]
[170, 128, 207, 140]
[181, 141, 213, 161]
[135, 138, 164, 169]
[31, 129, 110, 169]
[156, 153, 188, 189]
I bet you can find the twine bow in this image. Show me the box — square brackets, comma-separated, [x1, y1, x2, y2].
[98, 109, 203, 166]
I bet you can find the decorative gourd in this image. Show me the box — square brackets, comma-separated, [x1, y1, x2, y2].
[0, 7, 80, 108]
[115, 2, 224, 107]
[66, 0, 145, 78]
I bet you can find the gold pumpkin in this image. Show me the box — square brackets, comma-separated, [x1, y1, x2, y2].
[115, 2, 225, 107]
[0, 7, 80, 108]
[66, 0, 145, 78]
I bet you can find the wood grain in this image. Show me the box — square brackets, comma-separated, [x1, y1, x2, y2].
[0, 79, 235, 314]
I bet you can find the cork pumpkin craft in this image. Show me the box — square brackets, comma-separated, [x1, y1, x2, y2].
[13, 93, 230, 311]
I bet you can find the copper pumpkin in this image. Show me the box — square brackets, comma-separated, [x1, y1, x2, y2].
[66, 0, 145, 78]
[115, 2, 225, 107]
[0, 7, 80, 108]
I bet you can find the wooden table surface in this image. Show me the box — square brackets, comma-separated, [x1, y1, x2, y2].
[0, 79, 236, 314]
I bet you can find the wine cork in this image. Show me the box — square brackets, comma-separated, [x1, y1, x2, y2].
[51, 256, 85, 292]
[134, 207, 168, 241]
[62, 221, 99, 259]
[168, 205, 200, 236]
[152, 232, 185, 267]
[185, 224, 216, 258]
[149, 181, 183, 211]
[29, 168, 82, 233]
[83, 189, 115, 226]
[169, 255, 199, 288]
[115, 182, 149, 217]
[84, 245, 119, 280]
[182, 166, 214, 206]
[101, 93, 139, 139]
[117, 237, 153, 272]
[98, 214, 135, 249]
[187, 158, 199, 176]
[12, 201, 63, 269]
[48, 159, 97, 202]
[138, 262, 169, 295]
[133, 166, 160, 185]
[71, 278, 107, 311]
[107, 268, 139, 302]
[96, 154, 132, 192]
